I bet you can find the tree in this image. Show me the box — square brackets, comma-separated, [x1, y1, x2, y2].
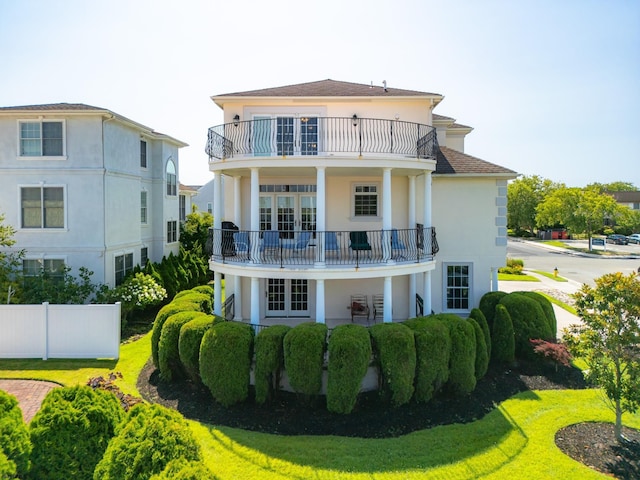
[587, 181, 638, 192]
[21, 266, 104, 305]
[507, 175, 560, 235]
[179, 207, 213, 260]
[0, 213, 23, 304]
[564, 272, 640, 443]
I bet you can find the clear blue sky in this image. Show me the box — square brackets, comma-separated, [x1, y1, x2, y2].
[1, 0, 638, 188]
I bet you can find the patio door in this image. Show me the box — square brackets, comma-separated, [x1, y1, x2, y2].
[261, 193, 317, 245]
[253, 115, 319, 156]
[266, 279, 309, 317]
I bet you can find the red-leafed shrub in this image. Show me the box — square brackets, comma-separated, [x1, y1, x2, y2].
[529, 338, 572, 370]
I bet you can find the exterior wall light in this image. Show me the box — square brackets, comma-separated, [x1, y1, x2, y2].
[352, 114, 358, 127]
[233, 114, 240, 127]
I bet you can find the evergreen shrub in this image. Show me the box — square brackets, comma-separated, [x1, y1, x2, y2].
[283, 323, 328, 397]
[442, 316, 477, 395]
[469, 307, 491, 359]
[159, 311, 210, 381]
[178, 314, 221, 383]
[369, 323, 416, 407]
[93, 403, 201, 480]
[172, 292, 211, 314]
[254, 325, 291, 404]
[517, 291, 557, 339]
[200, 321, 254, 406]
[326, 324, 372, 414]
[468, 318, 489, 380]
[479, 291, 507, 332]
[29, 386, 124, 480]
[492, 304, 515, 364]
[149, 458, 216, 480]
[499, 293, 553, 359]
[151, 301, 199, 368]
[0, 389, 31, 478]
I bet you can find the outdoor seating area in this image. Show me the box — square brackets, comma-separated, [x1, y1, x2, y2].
[349, 294, 370, 323]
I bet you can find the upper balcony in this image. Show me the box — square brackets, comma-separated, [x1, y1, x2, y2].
[206, 117, 439, 162]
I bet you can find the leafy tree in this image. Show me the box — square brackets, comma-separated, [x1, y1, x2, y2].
[0, 213, 23, 304]
[587, 181, 638, 192]
[564, 272, 640, 443]
[179, 208, 213, 260]
[507, 175, 560, 235]
[21, 266, 105, 304]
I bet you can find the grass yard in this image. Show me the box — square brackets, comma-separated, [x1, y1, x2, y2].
[497, 272, 540, 282]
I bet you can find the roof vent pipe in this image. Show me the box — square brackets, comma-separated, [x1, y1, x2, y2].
[383, 80, 387, 92]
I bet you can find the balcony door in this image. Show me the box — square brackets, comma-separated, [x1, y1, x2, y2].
[260, 192, 317, 245]
[252, 115, 318, 156]
[266, 279, 309, 317]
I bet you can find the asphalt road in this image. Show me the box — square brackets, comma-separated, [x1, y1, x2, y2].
[507, 239, 640, 287]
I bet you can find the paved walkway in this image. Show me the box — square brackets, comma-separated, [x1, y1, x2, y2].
[0, 379, 60, 423]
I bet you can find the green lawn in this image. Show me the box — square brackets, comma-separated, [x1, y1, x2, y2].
[531, 269, 569, 282]
[497, 273, 540, 282]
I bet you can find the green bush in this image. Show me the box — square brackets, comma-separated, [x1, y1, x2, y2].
[499, 293, 553, 360]
[29, 386, 124, 480]
[479, 291, 507, 332]
[369, 323, 416, 407]
[151, 301, 199, 368]
[254, 325, 291, 404]
[93, 403, 201, 480]
[159, 311, 210, 381]
[469, 307, 491, 359]
[149, 458, 216, 480]
[178, 314, 222, 383]
[492, 304, 515, 364]
[173, 292, 211, 314]
[283, 323, 328, 397]
[326, 324, 372, 414]
[0, 389, 31, 478]
[403, 317, 450, 403]
[200, 322, 254, 407]
[516, 291, 557, 339]
[443, 316, 476, 395]
[468, 318, 489, 380]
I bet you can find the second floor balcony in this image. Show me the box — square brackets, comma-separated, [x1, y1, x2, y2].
[211, 227, 439, 269]
[206, 117, 439, 161]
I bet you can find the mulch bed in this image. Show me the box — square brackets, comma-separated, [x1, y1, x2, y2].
[137, 360, 639, 478]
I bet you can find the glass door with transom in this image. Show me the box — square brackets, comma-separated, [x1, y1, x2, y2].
[266, 279, 309, 317]
[260, 192, 317, 247]
[253, 116, 318, 156]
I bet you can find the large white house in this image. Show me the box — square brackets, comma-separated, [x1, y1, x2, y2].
[206, 79, 517, 325]
[0, 103, 187, 287]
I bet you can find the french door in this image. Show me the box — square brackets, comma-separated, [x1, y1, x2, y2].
[253, 116, 318, 156]
[260, 193, 317, 245]
[266, 279, 309, 317]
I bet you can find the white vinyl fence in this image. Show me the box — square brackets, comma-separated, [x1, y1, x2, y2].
[0, 302, 120, 359]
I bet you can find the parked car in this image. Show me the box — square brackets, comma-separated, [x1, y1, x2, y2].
[606, 234, 629, 245]
[627, 233, 640, 244]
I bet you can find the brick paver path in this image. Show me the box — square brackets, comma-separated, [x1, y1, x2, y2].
[0, 379, 60, 423]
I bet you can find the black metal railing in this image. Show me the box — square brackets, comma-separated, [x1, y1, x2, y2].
[222, 294, 235, 320]
[416, 294, 424, 317]
[206, 117, 438, 161]
[211, 227, 438, 268]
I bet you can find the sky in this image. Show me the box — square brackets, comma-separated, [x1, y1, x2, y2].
[1, 0, 638, 188]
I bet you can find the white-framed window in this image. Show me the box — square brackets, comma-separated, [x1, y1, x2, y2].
[206, 202, 212, 214]
[20, 186, 65, 229]
[115, 253, 133, 286]
[19, 120, 65, 157]
[140, 191, 148, 224]
[140, 140, 147, 168]
[353, 183, 379, 217]
[23, 258, 65, 277]
[166, 159, 177, 196]
[444, 263, 472, 312]
[140, 247, 148, 267]
[167, 220, 177, 243]
[179, 194, 186, 222]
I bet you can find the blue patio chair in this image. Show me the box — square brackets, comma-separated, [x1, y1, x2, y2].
[282, 231, 311, 253]
[324, 231, 340, 256]
[261, 231, 280, 251]
[233, 231, 249, 254]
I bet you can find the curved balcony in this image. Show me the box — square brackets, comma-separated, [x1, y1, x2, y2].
[206, 117, 439, 161]
[211, 227, 439, 269]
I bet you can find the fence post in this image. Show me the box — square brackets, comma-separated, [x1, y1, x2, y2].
[42, 302, 49, 360]
[114, 302, 121, 360]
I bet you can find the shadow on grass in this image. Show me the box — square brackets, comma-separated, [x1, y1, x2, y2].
[0, 358, 118, 371]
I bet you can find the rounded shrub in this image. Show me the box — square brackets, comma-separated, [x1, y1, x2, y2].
[93, 403, 201, 480]
[479, 291, 507, 332]
[29, 385, 124, 480]
[516, 291, 557, 339]
[200, 321, 254, 406]
[492, 304, 515, 364]
[254, 325, 291, 404]
[469, 307, 491, 359]
[442, 316, 476, 395]
[499, 293, 553, 359]
[283, 323, 328, 397]
[327, 324, 372, 414]
[0, 389, 31, 478]
[403, 316, 451, 403]
[369, 323, 416, 407]
[190, 284, 214, 298]
[172, 292, 211, 314]
[178, 314, 222, 383]
[159, 311, 210, 381]
[468, 318, 489, 380]
[151, 301, 199, 368]
[149, 458, 215, 480]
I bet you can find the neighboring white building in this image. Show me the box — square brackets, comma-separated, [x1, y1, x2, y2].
[0, 103, 187, 287]
[205, 79, 517, 324]
[191, 178, 215, 214]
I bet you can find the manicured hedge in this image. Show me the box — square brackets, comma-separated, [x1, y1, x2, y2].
[469, 307, 491, 359]
[283, 323, 328, 397]
[178, 314, 222, 383]
[149, 458, 215, 480]
[492, 304, 515, 364]
[172, 292, 212, 315]
[443, 316, 477, 395]
[151, 301, 200, 368]
[479, 291, 507, 332]
[499, 293, 553, 359]
[29, 386, 124, 480]
[517, 291, 557, 339]
[0, 389, 31, 478]
[326, 324, 372, 414]
[369, 323, 416, 407]
[159, 311, 210, 381]
[93, 403, 201, 480]
[468, 318, 489, 380]
[403, 317, 451, 402]
[254, 325, 291, 404]
[200, 321, 254, 407]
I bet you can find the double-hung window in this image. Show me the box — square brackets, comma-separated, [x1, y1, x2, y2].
[23, 258, 65, 278]
[19, 120, 64, 157]
[115, 253, 133, 286]
[444, 263, 472, 311]
[21, 186, 64, 228]
[140, 191, 148, 224]
[140, 140, 147, 167]
[167, 220, 177, 243]
[353, 184, 379, 217]
[166, 160, 177, 196]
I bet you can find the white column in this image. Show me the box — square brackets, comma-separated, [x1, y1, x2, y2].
[382, 167, 392, 261]
[213, 173, 222, 229]
[234, 176, 241, 226]
[250, 277, 260, 325]
[316, 166, 326, 264]
[491, 267, 499, 292]
[409, 274, 417, 318]
[383, 276, 392, 323]
[212, 174, 222, 315]
[423, 271, 432, 315]
[250, 168, 260, 262]
[316, 279, 325, 324]
[213, 271, 222, 315]
[233, 276, 242, 320]
[423, 172, 432, 228]
[408, 175, 417, 317]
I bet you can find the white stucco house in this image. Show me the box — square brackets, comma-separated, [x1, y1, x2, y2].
[206, 79, 517, 325]
[0, 103, 187, 287]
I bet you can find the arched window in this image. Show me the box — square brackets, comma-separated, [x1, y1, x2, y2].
[166, 158, 176, 196]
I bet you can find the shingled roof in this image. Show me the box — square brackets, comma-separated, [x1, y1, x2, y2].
[436, 146, 516, 176]
[213, 79, 442, 99]
[0, 103, 105, 112]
